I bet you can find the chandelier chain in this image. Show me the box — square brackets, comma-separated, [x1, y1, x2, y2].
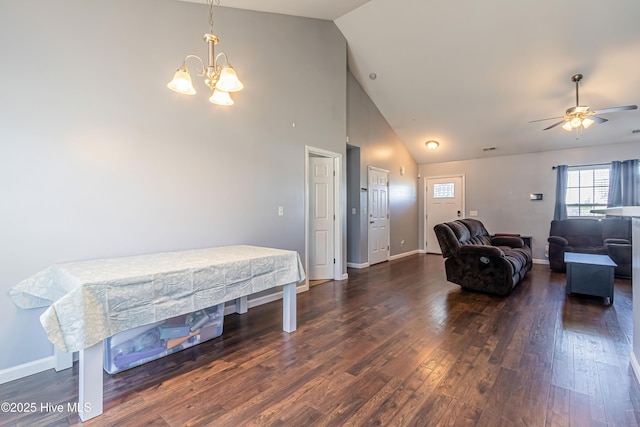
[208, 0, 220, 34]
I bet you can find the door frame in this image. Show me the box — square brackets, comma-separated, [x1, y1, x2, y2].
[368, 166, 390, 265]
[424, 174, 465, 253]
[305, 146, 343, 287]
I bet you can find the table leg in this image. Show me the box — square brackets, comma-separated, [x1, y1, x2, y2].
[78, 341, 103, 422]
[283, 282, 296, 333]
[54, 346, 73, 372]
[235, 296, 248, 314]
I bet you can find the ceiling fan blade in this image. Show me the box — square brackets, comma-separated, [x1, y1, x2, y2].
[592, 105, 638, 114]
[529, 116, 565, 123]
[589, 115, 608, 124]
[543, 120, 566, 130]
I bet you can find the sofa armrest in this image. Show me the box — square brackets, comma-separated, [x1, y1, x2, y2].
[459, 245, 504, 258]
[604, 238, 630, 245]
[491, 236, 524, 248]
[548, 236, 569, 246]
[606, 243, 632, 266]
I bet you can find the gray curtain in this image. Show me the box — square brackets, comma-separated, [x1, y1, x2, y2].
[608, 160, 622, 207]
[622, 159, 639, 205]
[553, 165, 568, 220]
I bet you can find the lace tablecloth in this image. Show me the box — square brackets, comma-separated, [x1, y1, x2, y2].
[10, 245, 305, 352]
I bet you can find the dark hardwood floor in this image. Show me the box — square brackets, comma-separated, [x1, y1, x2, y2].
[2, 254, 639, 426]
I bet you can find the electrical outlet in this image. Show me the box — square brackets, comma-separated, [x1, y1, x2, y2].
[470, 210, 478, 217]
[278, 206, 284, 216]
[401, 240, 405, 246]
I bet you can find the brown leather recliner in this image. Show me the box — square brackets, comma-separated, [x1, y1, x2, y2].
[434, 218, 532, 296]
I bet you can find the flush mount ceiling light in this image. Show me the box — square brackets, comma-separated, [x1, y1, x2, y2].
[167, 0, 243, 106]
[425, 140, 439, 150]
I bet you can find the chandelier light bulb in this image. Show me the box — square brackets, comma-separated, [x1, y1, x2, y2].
[582, 117, 595, 128]
[562, 121, 573, 131]
[216, 65, 244, 92]
[209, 89, 234, 106]
[570, 117, 582, 128]
[167, 67, 196, 95]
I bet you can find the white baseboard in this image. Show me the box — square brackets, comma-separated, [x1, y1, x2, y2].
[0, 355, 56, 385]
[418, 249, 427, 254]
[390, 249, 420, 261]
[533, 258, 550, 265]
[342, 273, 348, 280]
[347, 262, 369, 269]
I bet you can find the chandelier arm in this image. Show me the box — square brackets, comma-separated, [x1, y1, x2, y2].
[183, 54, 206, 77]
[214, 52, 229, 68]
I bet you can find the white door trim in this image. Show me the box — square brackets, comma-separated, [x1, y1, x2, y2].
[308, 157, 334, 280]
[368, 166, 390, 265]
[424, 174, 465, 253]
[305, 146, 343, 287]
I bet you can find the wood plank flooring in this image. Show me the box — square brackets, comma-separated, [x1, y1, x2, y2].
[2, 254, 639, 426]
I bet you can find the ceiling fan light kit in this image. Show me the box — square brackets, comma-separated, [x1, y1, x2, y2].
[530, 73, 637, 139]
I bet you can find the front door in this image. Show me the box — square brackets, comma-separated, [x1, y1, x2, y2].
[309, 157, 335, 280]
[368, 167, 389, 265]
[426, 176, 464, 254]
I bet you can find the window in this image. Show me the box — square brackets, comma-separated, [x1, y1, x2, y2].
[433, 182, 455, 198]
[566, 166, 610, 217]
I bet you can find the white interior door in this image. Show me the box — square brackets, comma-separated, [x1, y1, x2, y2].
[309, 157, 334, 280]
[368, 167, 389, 265]
[426, 176, 464, 254]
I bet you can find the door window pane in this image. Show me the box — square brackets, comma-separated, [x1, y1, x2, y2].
[433, 183, 455, 198]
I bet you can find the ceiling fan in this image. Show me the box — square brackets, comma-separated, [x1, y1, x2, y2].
[530, 73, 637, 134]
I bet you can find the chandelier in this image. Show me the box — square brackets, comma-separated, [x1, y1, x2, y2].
[167, 0, 244, 106]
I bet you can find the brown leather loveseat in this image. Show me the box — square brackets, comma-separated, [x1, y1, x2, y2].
[548, 218, 632, 278]
[434, 218, 533, 296]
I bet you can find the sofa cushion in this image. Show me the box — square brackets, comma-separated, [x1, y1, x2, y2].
[601, 218, 631, 241]
[449, 221, 471, 243]
[550, 218, 603, 247]
[459, 219, 492, 245]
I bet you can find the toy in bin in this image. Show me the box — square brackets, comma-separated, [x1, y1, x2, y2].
[103, 303, 224, 374]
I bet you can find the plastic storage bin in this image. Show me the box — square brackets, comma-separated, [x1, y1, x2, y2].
[103, 303, 224, 374]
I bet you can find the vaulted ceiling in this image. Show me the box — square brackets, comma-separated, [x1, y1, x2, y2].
[184, 0, 640, 164]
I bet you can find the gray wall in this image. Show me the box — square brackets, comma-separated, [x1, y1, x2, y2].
[419, 141, 640, 260]
[346, 73, 419, 264]
[0, 0, 346, 370]
[346, 145, 362, 263]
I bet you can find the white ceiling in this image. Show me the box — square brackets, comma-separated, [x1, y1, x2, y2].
[180, 0, 373, 21]
[186, 0, 640, 164]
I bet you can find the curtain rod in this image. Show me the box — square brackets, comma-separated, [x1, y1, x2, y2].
[551, 162, 610, 170]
